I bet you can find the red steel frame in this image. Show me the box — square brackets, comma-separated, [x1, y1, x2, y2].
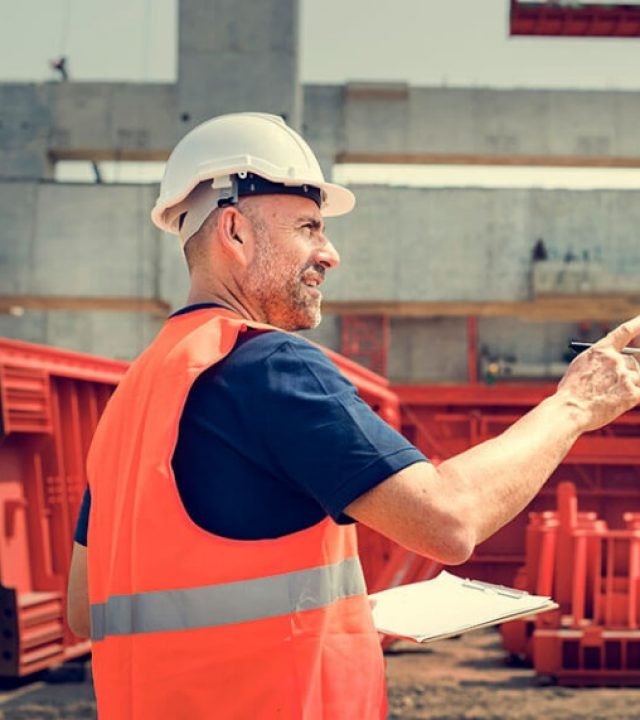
[0, 338, 127, 676]
[505, 482, 640, 684]
[340, 315, 390, 378]
[392, 382, 640, 587]
[510, 0, 640, 37]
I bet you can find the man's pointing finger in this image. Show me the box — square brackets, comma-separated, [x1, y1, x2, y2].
[598, 315, 640, 352]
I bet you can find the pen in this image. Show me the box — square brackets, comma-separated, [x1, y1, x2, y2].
[462, 579, 527, 599]
[569, 341, 640, 356]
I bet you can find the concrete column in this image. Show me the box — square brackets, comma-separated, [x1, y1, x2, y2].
[0, 85, 54, 180]
[177, 0, 301, 132]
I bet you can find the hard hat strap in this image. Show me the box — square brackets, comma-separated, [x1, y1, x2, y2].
[179, 173, 323, 247]
[235, 173, 322, 209]
[212, 174, 240, 208]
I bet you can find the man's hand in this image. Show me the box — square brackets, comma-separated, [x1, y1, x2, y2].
[557, 316, 640, 433]
[67, 542, 90, 638]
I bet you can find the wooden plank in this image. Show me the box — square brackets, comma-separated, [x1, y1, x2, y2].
[323, 296, 640, 321]
[0, 295, 170, 316]
[49, 149, 169, 163]
[336, 152, 640, 168]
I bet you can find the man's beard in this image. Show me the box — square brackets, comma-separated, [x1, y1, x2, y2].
[247, 250, 322, 331]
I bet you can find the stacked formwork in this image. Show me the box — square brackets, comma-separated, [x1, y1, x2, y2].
[502, 482, 640, 685]
[0, 338, 126, 676]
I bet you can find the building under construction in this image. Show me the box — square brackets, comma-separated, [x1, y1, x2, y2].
[1, 0, 640, 689]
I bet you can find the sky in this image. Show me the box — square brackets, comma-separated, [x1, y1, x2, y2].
[3, 0, 640, 189]
[2, 0, 640, 88]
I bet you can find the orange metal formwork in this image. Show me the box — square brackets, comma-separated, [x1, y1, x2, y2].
[0, 338, 126, 676]
[501, 482, 640, 684]
[5, 336, 640, 677]
[392, 383, 640, 588]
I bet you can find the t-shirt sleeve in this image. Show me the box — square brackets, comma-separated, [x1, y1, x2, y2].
[252, 336, 427, 523]
[73, 486, 91, 546]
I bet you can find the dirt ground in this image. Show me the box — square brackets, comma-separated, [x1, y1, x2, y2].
[385, 630, 640, 720]
[2, 630, 640, 719]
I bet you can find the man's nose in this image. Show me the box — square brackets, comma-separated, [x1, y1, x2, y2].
[316, 239, 340, 270]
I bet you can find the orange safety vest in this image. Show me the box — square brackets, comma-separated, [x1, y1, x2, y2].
[87, 306, 387, 720]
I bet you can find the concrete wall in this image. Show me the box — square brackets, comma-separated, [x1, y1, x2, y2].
[9, 181, 637, 311]
[0, 181, 160, 298]
[305, 315, 583, 383]
[0, 180, 178, 359]
[388, 317, 469, 382]
[323, 186, 640, 303]
[1, 180, 637, 369]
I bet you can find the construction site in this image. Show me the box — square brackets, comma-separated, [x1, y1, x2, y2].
[2, 0, 640, 717]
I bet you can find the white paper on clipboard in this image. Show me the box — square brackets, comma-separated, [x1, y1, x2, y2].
[369, 570, 558, 644]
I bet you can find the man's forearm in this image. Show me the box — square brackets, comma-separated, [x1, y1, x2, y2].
[436, 392, 583, 546]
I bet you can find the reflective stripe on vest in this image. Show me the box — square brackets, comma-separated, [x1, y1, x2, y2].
[91, 556, 365, 641]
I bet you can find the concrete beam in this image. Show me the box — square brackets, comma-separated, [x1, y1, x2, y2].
[313, 83, 640, 167]
[47, 82, 178, 161]
[4, 80, 640, 176]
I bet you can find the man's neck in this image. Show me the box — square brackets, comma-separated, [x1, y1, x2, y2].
[186, 288, 261, 323]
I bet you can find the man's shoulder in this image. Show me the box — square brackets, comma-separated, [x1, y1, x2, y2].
[193, 327, 351, 402]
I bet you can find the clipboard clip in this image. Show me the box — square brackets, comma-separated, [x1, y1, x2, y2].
[461, 578, 528, 599]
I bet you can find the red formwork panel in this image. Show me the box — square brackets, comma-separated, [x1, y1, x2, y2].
[0, 336, 411, 675]
[0, 338, 126, 676]
[534, 511, 640, 685]
[393, 383, 640, 587]
[500, 482, 640, 684]
[534, 628, 640, 686]
[501, 483, 605, 661]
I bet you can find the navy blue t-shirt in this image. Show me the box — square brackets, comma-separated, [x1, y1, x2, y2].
[74, 304, 426, 543]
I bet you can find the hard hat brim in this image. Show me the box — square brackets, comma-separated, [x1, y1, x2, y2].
[318, 181, 355, 218]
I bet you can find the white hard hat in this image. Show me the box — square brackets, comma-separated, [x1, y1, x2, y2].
[151, 112, 355, 241]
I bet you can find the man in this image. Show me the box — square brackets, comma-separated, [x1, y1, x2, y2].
[68, 112, 640, 719]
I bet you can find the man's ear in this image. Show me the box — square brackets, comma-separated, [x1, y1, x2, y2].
[217, 206, 251, 266]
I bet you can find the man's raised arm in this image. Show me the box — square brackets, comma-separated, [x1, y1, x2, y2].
[346, 316, 640, 565]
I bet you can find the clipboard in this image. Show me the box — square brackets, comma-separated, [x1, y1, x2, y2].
[369, 570, 558, 644]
